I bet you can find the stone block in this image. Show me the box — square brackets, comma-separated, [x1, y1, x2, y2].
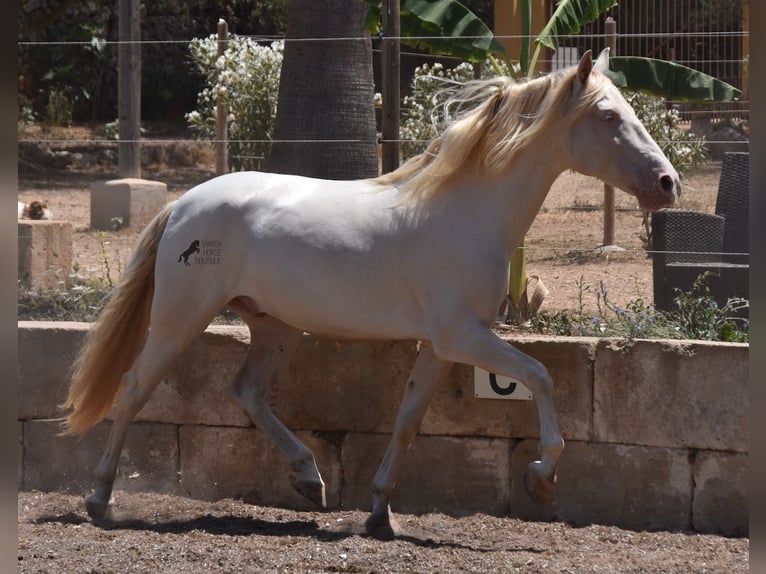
[273, 338, 418, 433]
[341, 433, 513, 516]
[18, 321, 87, 420]
[141, 332, 416, 432]
[510, 439, 692, 532]
[178, 425, 342, 510]
[692, 451, 748, 536]
[18, 220, 73, 289]
[22, 420, 181, 496]
[136, 326, 251, 427]
[424, 337, 595, 441]
[594, 339, 748, 452]
[90, 178, 167, 230]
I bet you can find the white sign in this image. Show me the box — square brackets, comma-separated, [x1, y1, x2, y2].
[474, 367, 533, 400]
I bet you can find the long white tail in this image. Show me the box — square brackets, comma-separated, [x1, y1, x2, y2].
[61, 202, 175, 436]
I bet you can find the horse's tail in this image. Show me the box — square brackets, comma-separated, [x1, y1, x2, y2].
[60, 201, 176, 436]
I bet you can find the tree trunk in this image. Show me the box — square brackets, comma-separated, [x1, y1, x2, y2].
[268, 0, 378, 179]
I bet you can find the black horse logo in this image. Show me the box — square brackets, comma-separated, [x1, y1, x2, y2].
[178, 240, 200, 266]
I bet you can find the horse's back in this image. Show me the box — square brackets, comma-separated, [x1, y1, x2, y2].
[151, 171, 428, 339]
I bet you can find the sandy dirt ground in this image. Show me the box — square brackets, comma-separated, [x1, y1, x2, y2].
[18, 490, 748, 573]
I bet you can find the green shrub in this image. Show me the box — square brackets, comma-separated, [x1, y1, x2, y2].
[621, 90, 707, 178]
[186, 36, 283, 171]
[670, 272, 748, 342]
[45, 89, 74, 127]
[529, 273, 748, 342]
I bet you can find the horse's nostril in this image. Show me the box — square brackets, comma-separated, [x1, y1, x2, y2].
[660, 175, 675, 194]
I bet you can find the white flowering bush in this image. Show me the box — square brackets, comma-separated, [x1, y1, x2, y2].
[622, 90, 706, 178]
[398, 59, 512, 159]
[187, 35, 283, 171]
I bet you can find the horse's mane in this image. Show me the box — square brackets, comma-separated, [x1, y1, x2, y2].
[373, 65, 611, 203]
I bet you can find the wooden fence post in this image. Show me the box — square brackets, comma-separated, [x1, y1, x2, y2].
[216, 19, 229, 175]
[118, 0, 141, 178]
[381, 0, 400, 174]
[602, 17, 617, 247]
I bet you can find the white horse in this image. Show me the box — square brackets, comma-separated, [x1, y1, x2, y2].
[62, 49, 678, 540]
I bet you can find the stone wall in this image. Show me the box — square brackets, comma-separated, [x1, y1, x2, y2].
[17, 322, 748, 536]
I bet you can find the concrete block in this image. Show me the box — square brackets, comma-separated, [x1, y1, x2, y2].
[594, 339, 748, 452]
[274, 338, 418, 433]
[341, 433, 513, 516]
[692, 451, 748, 536]
[510, 439, 692, 532]
[424, 337, 595, 441]
[18, 220, 73, 289]
[136, 326, 251, 427]
[18, 321, 87, 420]
[22, 420, 181, 496]
[178, 425, 342, 509]
[90, 178, 167, 230]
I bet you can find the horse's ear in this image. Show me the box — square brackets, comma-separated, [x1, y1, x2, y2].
[576, 50, 593, 84]
[593, 47, 610, 73]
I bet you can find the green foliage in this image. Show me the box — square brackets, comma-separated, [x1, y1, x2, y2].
[671, 272, 748, 342]
[19, 0, 289, 122]
[186, 35, 283, 172]
[528, 274, 748, 342]
[621, 90, 707, 178]
[44, 89, 74, 127]
[608, 57, 742, 102]
[18, 277, 111, 322]
[534, 0, 618, 52]
[365, 0, 504, 62]
[104, 119, 119, 140]
[530, 277, 680, 339]
[528, 0, 617, 73]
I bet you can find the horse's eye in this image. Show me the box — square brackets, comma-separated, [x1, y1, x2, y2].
[604, 110, 617, 122]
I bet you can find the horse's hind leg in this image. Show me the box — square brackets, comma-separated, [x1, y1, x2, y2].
[365, 343, 454, 540]
[86, 329, 192, 520]
[227, 312, 325, 507]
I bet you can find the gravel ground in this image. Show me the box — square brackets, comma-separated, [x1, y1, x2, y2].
[18, 490, 748, 573]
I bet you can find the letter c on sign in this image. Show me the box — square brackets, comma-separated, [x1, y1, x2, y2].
[489, 373, 517, 396]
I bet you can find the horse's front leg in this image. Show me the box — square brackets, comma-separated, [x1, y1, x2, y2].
[366, 343, 454, 540]
[433, 322, 564, 506]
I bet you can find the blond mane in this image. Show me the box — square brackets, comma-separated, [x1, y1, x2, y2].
[373, 66, 611, 203]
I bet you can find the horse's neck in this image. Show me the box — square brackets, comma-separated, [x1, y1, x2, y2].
[474, 143, 567, 253]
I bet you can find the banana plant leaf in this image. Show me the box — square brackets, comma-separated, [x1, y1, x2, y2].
[365, 0, 505, 62]
[535, 0, 618, 51]
[519, 0, 532, 75]
[607, 56, 742, 102]
[528, 0, 617, 75]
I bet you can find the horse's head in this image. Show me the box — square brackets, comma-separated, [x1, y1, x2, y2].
[566, 49, 679, 211]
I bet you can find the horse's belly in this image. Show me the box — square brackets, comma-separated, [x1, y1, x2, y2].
[239, 247, 425, 340]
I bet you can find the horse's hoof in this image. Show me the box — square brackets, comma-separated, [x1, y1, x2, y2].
[524, 461, 556, 506]
[365, 511, 401, 541]
[85, 494, 113, 521]
[292, 477, 327, 508]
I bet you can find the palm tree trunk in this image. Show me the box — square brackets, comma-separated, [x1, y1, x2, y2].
[268, 0, 378, 180]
